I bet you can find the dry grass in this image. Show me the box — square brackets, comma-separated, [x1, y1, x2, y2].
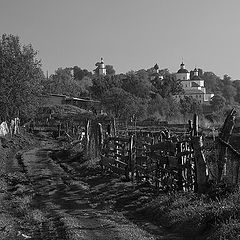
[137, 190, 240, 239]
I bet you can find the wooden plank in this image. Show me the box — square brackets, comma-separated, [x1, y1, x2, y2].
[177, 151, 194, 157]
[108, 149, 124, 154]
[115, 159, 128, 167]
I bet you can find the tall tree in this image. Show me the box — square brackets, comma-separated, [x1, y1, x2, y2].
[180, 96, 202, 118]
[73, 66, 92, 81]
[102, 87, 142, 120]
[90, 75, 122, 99]
[221, 74, 237, 104]
[122, 71, 152, 99]
[0, 34, 44, 121]
[105, 65, 115, 76]
[153, 75, 183, 98]
[43, 68, 83, 97]
[233, 80, 240, 103]
[210, 94, 226, 112]
[201, 71, 223, 93]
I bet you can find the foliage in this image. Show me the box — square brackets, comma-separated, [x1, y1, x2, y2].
[222, 75, 237, 104]
[148, 94, 167, 116]
[152, 75, 184, 98]
[201, 71, 223, 94]
[180, 96, 202, 117]
[90, 75, 122, 99]
[165, 96, 182, 121]
[42, 68, 84, 97]
[73, 66, 92, 81]
[105, 65, 115, 75]
[77, 76, 93, 97]
[0, 34, 44, 121]
[3, 33, 240, 124]
[101, 87, 144, 119]
[210, 94, 226, 112]
[122, 71, 152, 99]
[139, 189, 240, 239]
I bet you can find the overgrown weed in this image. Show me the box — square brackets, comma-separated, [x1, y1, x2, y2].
[139, 189, 240, 238]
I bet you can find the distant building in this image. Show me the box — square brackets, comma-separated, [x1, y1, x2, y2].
[173, 62, 214, 104]
[95, 57, 106, 76]
[149, 63, 164, 80]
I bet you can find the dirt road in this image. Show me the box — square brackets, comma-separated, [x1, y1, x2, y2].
[4, 139, 182, 240]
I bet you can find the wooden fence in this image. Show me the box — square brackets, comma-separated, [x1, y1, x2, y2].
[55, 109, 239, 194]
[98, 110, 240, 193]
[98, 114, 206, 192]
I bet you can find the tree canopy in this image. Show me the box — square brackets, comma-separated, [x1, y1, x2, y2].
[2, 34, 240, 124]
[0, 34, 44, 121]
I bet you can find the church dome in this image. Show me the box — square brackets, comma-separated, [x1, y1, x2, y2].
[177, 62, 189, 73]
[177, 68, 189, 73]
[191, 67, 201, 80]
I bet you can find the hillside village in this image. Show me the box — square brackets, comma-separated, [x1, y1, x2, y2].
[2, 0, 240, 239]
[41, 56, 240, 128]
[2, 34, 240, 240]
[1, 33, 240, 127]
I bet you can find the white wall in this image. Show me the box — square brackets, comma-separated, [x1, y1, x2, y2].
[176, 72, 190, 80]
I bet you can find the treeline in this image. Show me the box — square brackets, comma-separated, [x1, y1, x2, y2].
[1, 34, 240, 125]
[43, 66, 240, 125]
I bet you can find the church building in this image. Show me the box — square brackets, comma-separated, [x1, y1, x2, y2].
[173, 62, 214, 104]
[95, 57, 106, 76]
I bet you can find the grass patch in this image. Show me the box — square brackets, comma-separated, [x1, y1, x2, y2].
[137, 190, 240, 239]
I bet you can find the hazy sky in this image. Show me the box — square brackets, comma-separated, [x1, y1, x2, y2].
[1, 0, 240, 79]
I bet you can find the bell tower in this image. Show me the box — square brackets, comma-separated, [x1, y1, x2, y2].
[98, 57, 106, 76]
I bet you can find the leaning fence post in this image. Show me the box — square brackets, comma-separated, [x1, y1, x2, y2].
[217, 109, 237, 182]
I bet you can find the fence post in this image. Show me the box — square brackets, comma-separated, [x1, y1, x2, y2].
[188, 120, 193, 137]
[191, 114, 207, 193]
[177, 142, 183, 191]
[217, 109, 237, 182]
[84, 120, 90, 158]
[128, 135, 134, 181]
[192, 136, 207, 193]
[98, 123, 103, 149]
[193, 114, 198, 136]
